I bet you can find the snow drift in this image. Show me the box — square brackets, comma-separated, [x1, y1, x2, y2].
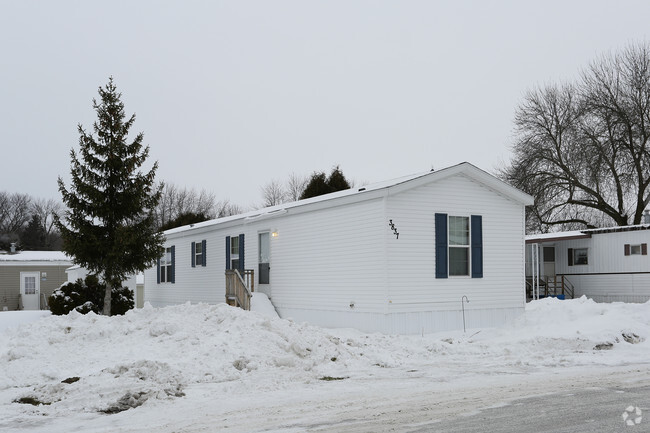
[0, 296, 649, 428]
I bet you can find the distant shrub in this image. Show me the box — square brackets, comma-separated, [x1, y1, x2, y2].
[110, 285, 134, 316]
[49, 275, 134, 316]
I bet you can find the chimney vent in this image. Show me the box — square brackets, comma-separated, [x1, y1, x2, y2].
[10, 243, 16, 254]
[644, 210, 650, 224]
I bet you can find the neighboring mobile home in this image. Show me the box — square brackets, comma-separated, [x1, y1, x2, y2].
[0, 250, 72, 311]
[526, 225, 650, 303]
[145, 162, 533, 334]
[65, 266, 146, 308]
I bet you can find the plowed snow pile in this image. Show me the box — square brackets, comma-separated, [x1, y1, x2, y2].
[1, 296, 649, 431]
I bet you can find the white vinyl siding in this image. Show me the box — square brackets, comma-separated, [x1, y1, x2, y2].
[146, 198, 386, 311]
[270, 198, 386, 313]
[386, 174, 526, 313]
[144, 166, 530, 333]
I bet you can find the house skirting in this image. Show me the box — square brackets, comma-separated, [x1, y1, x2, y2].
[276, 306, 524, 335]
[563, 273, 650, 304]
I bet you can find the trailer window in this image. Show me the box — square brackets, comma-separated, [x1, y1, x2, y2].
[449, 216, 470, 276]
[573, 248, 588, 265]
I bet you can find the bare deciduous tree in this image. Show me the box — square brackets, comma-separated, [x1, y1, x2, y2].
[285, 173, 307, 202]
[215, 199, 242, 218]
[0, 193, 63, 250]
[154, 183, 220, 229]
[257, 172, 308, 209]
[260, 179, 286, 207]
[31, 198, 63, 237]
[501, 42, 650, 231]
[30, 198, 64, 249]
[0, 192, 32, 234]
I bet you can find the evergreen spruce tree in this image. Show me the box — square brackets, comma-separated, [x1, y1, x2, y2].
[21, 214, 47, 250]
[326, 165, 351, 192]
[300, 166, 351, 200]
[159, 211, 209, 231]
[300, 172, 330, 199]
[56, 78, 163, 315]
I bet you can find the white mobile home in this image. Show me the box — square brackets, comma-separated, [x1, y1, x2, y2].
[145, 162, 533, 334]
[526, 225, 650, 303]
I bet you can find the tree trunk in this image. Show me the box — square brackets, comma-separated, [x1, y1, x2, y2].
[102, 281, 112, 316]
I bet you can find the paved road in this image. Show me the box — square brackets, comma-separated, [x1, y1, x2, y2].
[12, 366, 649, 433]
[404, 385, 649, 433]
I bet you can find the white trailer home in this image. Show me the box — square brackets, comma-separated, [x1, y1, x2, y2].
[526, 225, 650, 303]
[145, 162, 533, 334]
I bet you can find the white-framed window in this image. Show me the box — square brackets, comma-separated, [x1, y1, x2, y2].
[160, 247, 172, 282]
[230, 236, 240, 269]
[448, 216, 470, 276]
[195, 241, 203, 266]
[624, 243, 647, 256]
[191, 240, 206, 268]
[231, 236, 239, 255]
[573, 248, 588, 265]
[24, 276, 36, 295]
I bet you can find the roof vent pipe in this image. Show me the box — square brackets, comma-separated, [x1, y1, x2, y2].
[644, 210, 650, 224]
[10, 242, 16, 253]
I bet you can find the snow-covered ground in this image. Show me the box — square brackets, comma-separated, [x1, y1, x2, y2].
[1, 296, 649, 432]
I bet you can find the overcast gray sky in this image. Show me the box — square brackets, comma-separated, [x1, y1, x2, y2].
[2, 0, 649, 209]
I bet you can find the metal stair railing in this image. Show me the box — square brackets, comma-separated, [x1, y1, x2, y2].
[543, 275, 574, 299]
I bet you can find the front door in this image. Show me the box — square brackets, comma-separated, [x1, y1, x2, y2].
[543, 246, 555, 279]
[258, 232, 270, 284]
[20, 272, 40, 310]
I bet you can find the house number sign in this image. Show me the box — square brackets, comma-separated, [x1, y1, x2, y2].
[388, 219, 399, 239]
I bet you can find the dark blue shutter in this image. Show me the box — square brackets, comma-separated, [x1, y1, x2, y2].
[568, 248, 573, 266]
[471, 215, 483, 278]
[225, 236, 231, 269]
[191, 242, 196, 268]
[157, 258, 161, 284]
[239, 234, 245, 270]
[171, 245, 176, 283]
[435, 213, 448, 278]
[202, 239, 207, 267]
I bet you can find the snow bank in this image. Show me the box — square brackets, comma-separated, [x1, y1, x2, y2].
[250, 292, 279, 318]
[0, 303, 370, 418]
[0, 311, 50, 332]
[1, 297, 649, 427]
[465, 296, 650, 369]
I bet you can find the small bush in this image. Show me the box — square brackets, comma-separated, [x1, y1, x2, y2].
[111, 285, 134, 315]
[49, 275, 134, 316]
